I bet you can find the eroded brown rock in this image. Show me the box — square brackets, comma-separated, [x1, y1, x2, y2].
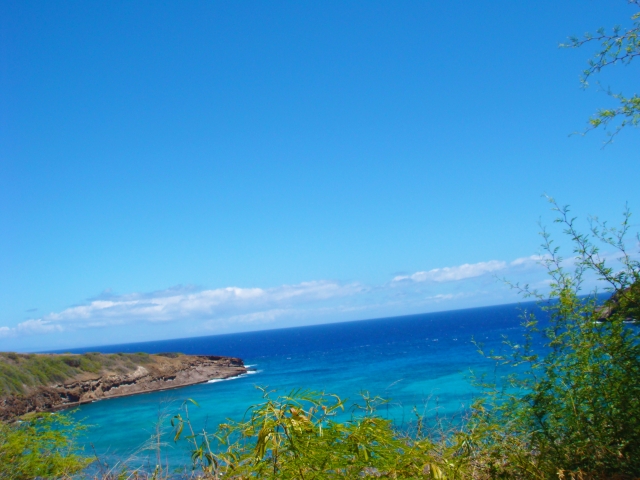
[0, 354, 246, 420]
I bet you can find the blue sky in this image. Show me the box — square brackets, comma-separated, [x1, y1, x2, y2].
[1, 0, 639, 351]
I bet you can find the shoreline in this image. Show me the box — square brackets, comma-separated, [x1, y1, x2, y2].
[52, 368, 249, 410]
[0, 353, 247, 420]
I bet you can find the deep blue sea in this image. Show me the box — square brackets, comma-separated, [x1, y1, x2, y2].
[65, 301, 547, 470]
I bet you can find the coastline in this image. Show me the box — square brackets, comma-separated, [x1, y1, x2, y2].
[0, 353, 247, 420]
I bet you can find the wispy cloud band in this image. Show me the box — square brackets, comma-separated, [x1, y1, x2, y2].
[392, 260, 508, 283]
[392, 255, 550, 284]
[0, 255, 551, 342]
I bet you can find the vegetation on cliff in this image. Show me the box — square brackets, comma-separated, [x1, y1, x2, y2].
[0, 352, 154, 396]
[0, 352, 246, 423]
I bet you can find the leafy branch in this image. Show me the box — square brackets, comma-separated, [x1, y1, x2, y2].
[561, 1, 640, 142]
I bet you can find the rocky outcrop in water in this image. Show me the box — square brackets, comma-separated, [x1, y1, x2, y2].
[0, 354, 246, 420]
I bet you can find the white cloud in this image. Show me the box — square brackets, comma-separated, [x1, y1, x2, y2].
[0, 281, 364, 338]
[0, 253, 565, 343]
[209, 308, 297, 328]
[16, 319, 63, 335]
[0, 319, 63, 339]
[509, 255, 549, 268]
[392, 255, 555, 285]
[229, 309, 293, 324]
[428, 293, 458, 301]
[392, 260, 507, 283]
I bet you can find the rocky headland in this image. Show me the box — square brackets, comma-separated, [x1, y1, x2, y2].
[0, 352, 246, 420]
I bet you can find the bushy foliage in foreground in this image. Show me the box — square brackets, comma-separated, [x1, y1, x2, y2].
[171, 390, 469, 479]
[0, 412, 90, 479]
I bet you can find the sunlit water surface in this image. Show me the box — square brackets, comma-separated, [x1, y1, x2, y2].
[64, 302, 545, 470]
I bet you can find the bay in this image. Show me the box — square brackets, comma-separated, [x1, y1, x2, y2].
[65, 301, 545, 470]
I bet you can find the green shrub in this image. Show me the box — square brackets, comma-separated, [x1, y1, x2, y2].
[157, 352, 183, 358]
[171, 391, 462, 479]
[0, 413, 91, 479]
[61, 356, 81, 368]
[466, 200, 640, 478]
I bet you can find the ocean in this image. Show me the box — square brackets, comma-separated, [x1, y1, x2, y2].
[65, 301, 547, 470]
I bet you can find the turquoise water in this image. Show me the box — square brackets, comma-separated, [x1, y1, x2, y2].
[66, 301, 544, 470]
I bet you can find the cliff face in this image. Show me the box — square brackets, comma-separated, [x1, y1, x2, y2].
[0, 354, 246, 420]
[596, 284, 640, 322]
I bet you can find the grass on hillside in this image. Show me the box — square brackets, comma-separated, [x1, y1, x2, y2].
[0, 352, 153, 396]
